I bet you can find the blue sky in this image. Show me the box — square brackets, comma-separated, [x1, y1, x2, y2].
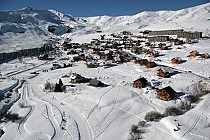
[0, 0, 209, 17]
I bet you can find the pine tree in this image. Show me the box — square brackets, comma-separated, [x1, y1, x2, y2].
[59, 79, 63, 88]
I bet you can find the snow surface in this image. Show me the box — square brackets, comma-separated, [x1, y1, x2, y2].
[0, 38, 210, 140]
[0, 2, 210, 140]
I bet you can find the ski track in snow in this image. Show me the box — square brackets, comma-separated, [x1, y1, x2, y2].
[95, 98, 139, 139]
[180, 94, 210, 140]
[130, 89, 160, 112]
[29, 80, 94, 140]
[86, 86, 116, 120]
[93, 87, 121, 129]
[17, 84, 35, 134]
[16, 82, 64, 139]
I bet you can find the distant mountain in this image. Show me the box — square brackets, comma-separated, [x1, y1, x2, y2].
[0, 7, 86, 51]
[0, 7, 82, 35]
[0, 3, 210, 52]
[84, 2, 210, 35]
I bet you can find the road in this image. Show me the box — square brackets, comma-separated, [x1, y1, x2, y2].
[28, 79, 94, 140]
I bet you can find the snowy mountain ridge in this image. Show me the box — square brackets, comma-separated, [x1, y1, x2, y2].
[84, 2, 210, 33]
[0, 3, 210, 51]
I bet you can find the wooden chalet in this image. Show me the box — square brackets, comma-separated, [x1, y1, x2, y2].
[188, 51, 199, 57]
[135, 59, 148, 66]
[157, 67, 174, 78]
[187, 39, 193, 44]
[113, 57, 122, 64]
[146, 49, 153, 55]
[200, 53, 210, 59]
[38, 54, 48, 60]
[145, 42, 151, 47]
[159, 43, 168, 50]
[146, 62, 157, 68]
[173, 39, 184, 45]
[133, 77, 148, 88]
[171, 57, 182, 64]
[70, 73, 89, 83]
[150, 51, 159, 57]
[156, 86, 176, 101]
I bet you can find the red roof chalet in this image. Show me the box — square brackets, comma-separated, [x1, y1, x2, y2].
[156, 86, 176, 101]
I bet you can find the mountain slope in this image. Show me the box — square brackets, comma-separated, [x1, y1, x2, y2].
[83, 2, 210, 34]
[0, 7, 83, 52]
[0, 3, 210, 52]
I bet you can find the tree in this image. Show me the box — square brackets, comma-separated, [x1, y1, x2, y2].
[144, 111, 162, 122]
[3, 111, 20, 122]
[164, 106, 182, 116]
[54, 79, 63, 92]
[59, 79, 63, 88]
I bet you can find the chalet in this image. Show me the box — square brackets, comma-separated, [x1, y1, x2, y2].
[113, 57, 121, 64]
[122, 31, 132, 35]
[135, 59, 148, 66]
[171, 57, 182, 64]
[145, 42, 151, 47]
[131, 47, 143, 54]
[146, 49, 153, 55]
[187, 39, 193, 44]
[150, 51, 159, 57]
[52, 62, 62, 69]
[38, 53, 49, 60]
[157, 67, 174, 78]
[133, 77, 148, 88]
[200, 53, 210, 59]
[85, 59, 98, 68]
[104, 52, 114, 61]
[159, 43, 169, 50]
[146, 62, 157, 68]
[188, 51, 199, 57]
[102, 61, 113, 68]
[173, 39, 184, 45]
[156, 86, 176, 101]
[89, 79, 103, 87]
[140, 30, 151, 36]
[70, 73, 89, 83]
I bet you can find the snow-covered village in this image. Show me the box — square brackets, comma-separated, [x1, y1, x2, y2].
[0, 1, 210, 140]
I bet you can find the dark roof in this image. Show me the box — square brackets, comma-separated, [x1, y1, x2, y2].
[147, 62, 156, 65]
[134, 77, 148, 84]
[162, 86, 176, 96]
[89, 79, 102, 87]
[140, 59, 148, 62]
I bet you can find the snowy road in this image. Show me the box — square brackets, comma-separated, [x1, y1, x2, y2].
[17, 82, 64, 139]
[28, 80, 94, 140]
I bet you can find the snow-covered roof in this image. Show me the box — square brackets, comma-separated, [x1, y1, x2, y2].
[174, 57, 182, 61]
[70, 73, 77, 79]
[191, 50, 199, 54]
[159, 67, 174, 73]
[114, 57, 121, 62]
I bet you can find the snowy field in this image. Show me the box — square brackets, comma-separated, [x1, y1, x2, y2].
[0, 38, 210, 140]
